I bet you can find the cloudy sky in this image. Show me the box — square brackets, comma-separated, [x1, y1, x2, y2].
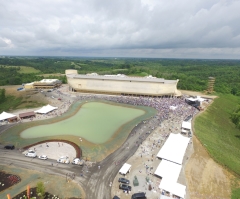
[0, 0, 240, 59]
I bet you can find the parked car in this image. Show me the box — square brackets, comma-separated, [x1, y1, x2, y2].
[38, 155, 48, 160]
[57, 156, 70, 164]
[72, 158, 84, 165]
[118, 178, 130, 184]
[119, 184, 131, 191]
[131, 192, 146, 199]
[25, 150, 37, 158]
[58, 98, 61, 100]
[4, 145, 15, 150]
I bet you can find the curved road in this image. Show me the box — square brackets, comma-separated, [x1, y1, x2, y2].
[0, 117, 158, 199]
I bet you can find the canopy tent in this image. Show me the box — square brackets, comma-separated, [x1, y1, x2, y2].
[159, 179, 186, 199]
[157, 133, 190, 165]
[182, 121, 191, 130]
[154, 160, 182, 182]
[0, 112, 17, 121]
[119, 163, 131, 175]
[34, 104, 58, 114]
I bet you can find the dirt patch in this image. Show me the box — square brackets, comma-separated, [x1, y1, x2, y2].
[185, 136, 232, 199]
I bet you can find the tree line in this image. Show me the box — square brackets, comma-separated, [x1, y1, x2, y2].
[0, 89, 5, 103]
[0, 57, 240, 96]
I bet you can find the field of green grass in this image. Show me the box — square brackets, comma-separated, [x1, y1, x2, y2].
[0, 96, 45, 112]
[194, 93, 240, 198]
[1, 65, 41, 73]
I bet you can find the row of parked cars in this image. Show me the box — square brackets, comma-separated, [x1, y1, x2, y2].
[24, 150, 83, 165]
[116, 177, 146, 199]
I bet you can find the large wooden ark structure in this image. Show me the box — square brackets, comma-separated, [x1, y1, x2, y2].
[65, 69, 181, 96]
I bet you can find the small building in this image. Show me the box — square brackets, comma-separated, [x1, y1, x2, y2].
[24, 79, 62, 90]
[19, 111, 36, 119]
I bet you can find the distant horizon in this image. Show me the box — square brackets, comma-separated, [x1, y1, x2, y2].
[0, 55, 240, 61]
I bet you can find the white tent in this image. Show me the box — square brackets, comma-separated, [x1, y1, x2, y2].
[159, 179, 186, 198]
[154, 160, 182, 182]
[196, 96, 206, 102]
[182, 121, 191, 130]
[0, 111, 17, 121]
[157, 134, 190, 165]
[169, 106, 177, 110]
[119, 163, 131, 175]
[34, 104, 58, 114]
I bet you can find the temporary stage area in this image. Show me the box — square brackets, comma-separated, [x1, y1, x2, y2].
[119, 163, 131, 175]
[0, 112, 18, 122]
[34, 104, 58, 114]
[159, 179, 186, 199]
[157, 133, 190, 165]
[155, 160, 186, 198]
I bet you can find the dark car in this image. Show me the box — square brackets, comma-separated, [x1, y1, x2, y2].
[119, 184, 131, 191]
[118, 177, 130, 184]
[4, 145, 15, 150]
[131, 192, 146, 199]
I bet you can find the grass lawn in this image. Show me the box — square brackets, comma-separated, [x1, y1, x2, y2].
[0, 96, 45, 112]
[1, 65, 41, 73]
[194, 93, 240, 198]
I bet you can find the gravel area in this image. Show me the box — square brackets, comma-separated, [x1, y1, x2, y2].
[22, 141, 77, 161]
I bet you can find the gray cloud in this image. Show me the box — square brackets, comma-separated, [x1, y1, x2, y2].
[0, 0, 239, 58]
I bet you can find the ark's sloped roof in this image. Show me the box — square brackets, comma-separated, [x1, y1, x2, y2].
[67, 74, 178, 84]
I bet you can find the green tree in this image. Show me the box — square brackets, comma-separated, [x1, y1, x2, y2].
[36, 181, 45, 199]
[0, 89, 6, 103]
[231, 105, 240, 130]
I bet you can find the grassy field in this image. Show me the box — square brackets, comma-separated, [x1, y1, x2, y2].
[0, 85, 46, 112]
[1, 65, 41, 73]
[194, 93, 240, 197]
[0, 95, 45, 112]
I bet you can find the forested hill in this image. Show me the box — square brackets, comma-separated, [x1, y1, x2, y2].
[0, 57, 239, 96]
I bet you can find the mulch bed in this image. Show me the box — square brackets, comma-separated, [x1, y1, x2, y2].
[12, 187, 57, 199]
[0, 171, 21, 192]
[12, 187, 81, 199]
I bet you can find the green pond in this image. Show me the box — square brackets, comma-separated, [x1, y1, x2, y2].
[20, 102, 145, 144]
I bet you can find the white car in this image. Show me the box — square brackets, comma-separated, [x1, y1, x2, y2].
[38, 155, 48, 160]
[25, 150, 37, 158]
[57, 156, 70, 164]
[72, 158, 80, 165]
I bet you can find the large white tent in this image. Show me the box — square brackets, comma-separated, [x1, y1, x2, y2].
[34, 104, 58, 114]
[157, 133, 190, 165]
[119, 163, 131, 175]
[182, 121, 191, 130]
[154, 160, 182, 181]
[0, 112, 17, 121]
[159, 179, 186, 198]
[155, 160, 186, 198]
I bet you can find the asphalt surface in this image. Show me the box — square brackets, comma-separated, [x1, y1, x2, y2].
[0, 117, 158, 199]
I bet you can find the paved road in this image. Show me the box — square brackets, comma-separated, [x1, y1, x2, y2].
[0, 117, 158, 199]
